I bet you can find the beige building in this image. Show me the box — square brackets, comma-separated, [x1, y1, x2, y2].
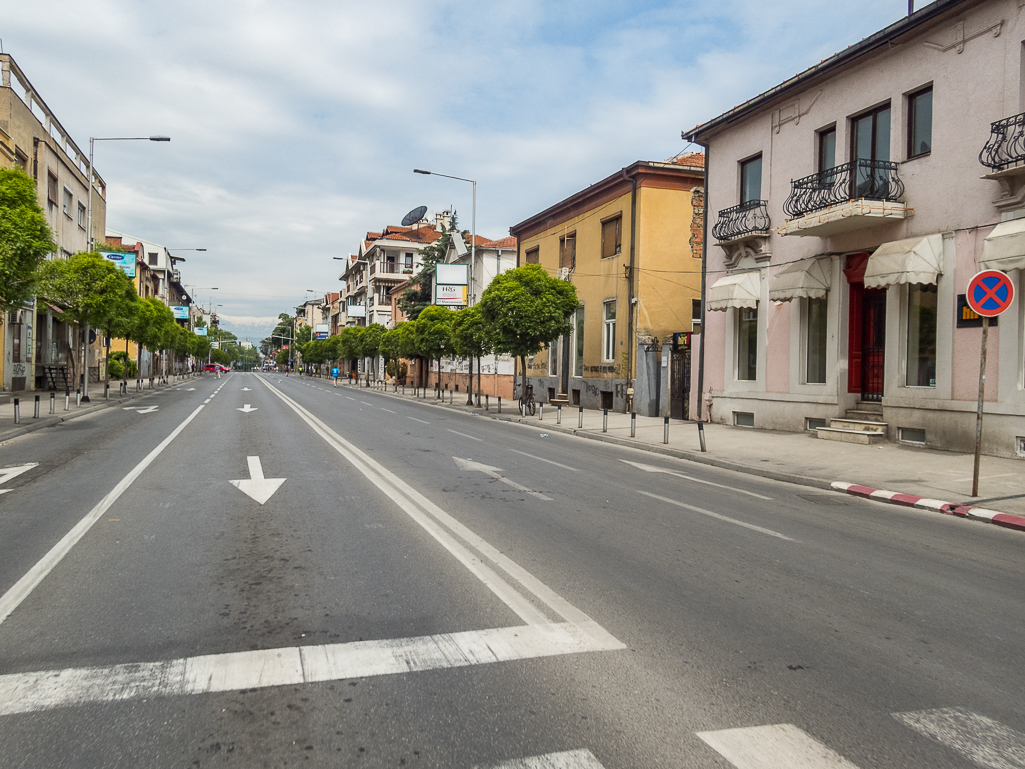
[1, 53, 107, 393]
[509, 155, 705, 416]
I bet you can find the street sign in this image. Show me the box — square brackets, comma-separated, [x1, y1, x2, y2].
[966, 270, 1015, 317]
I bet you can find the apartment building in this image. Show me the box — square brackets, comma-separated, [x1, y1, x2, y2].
[685, 0, 1025, 457]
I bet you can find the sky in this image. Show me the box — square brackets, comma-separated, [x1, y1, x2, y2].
[3, 0, 911, 342]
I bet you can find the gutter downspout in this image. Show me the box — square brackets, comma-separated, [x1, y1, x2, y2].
[621, 167, 638, 414]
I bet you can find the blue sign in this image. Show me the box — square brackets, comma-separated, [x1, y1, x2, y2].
[100, 251, 137, 278]
[171, 305, 189, 320]
[195, 326, 208, 336]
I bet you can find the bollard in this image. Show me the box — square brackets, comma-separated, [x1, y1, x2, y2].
[498, 396, 502, 414]
[557, 405, 562, 424]
[603, 408, 608, 433]
[13, 398, 20, 424]
[450, 389, 454, 404]
[34, 395, 40, 419]
[631, 412, 636, 438]
[539, 402, 543, 421]
[76, 389, 81, 407]
[578, 406, 583, 428]
[50, 392, 56, 414]
[104, 383, 109, 400]
[65, 390, 70, 411]
[698, 421, 707, 453]
[485, 394, 489, 411]
[664, 416, 670, 444]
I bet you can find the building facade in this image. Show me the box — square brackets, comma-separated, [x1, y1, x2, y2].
[686, 0, 1025, 458]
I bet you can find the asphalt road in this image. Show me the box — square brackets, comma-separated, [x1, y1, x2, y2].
[0, 372, 1022, 769]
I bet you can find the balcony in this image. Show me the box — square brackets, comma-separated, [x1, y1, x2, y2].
[980, 112, 1025, 213]
[780, 159, 908, 237]
[713, 200, 772, 267]
[370, 262, 415, 279]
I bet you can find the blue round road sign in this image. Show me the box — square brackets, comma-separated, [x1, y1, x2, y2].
[967, 270, 1015, 318]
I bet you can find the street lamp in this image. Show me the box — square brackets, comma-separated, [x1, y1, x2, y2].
[81, 135, 169, 402]
[413, 168, 476, 306]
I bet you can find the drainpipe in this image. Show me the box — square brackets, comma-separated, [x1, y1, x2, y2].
[621, 167, 638, 414]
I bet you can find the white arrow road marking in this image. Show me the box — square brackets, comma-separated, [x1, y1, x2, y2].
[453, 457, 552, 501]
[229, 456, 285, 505]
[621, 459, 772, 500]
[186, 388, 196, 391]
[237, 404, 258, 413]
[0, 463, 38, 495]
[638, 491, 794, 541]
[241, 387, 252, 391]
[137, 406, 159, 414]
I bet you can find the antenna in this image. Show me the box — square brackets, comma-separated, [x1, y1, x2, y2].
[401, 205, 428, 227]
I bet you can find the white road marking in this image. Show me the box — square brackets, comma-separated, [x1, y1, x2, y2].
[380, 407, 396, 413]
[486, 749, 606, 768]
[893, 708, 1025, 769]
[136, 406, 159, 414]
[0, 623, 617, 717]
[237, 404, 259, 413]
[622, 460, 773, 500]
[638, 491, 794, 541]
[0, 403, 207, 627]
[409, 417, 430, 425]
[510, 449, 578, 472]
[0, 463, 38, 495]
[453, 457, 552, 501]
[241, 387, 252, 391]
[361, 401, 373, 406]
[229, 456, 286, 505]
[448, 429, 483, 442]
[696, 724, 861, 768]
[346, 396, 356, 401]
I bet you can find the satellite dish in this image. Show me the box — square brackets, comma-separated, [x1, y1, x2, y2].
[401, 205, 428, 227]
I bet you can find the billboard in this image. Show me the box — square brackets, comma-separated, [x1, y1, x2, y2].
[435, 263, 469, 307]
[436, 284, 467, 307]
[315, 323, 329, 340]
[100, 251, 136, 278]
[171, 306, 190, 320]
[211, 341, 220, 350]
[195, 326, 208, 336]
[347, 304, 367, 318]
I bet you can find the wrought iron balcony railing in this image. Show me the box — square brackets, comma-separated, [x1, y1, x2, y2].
[980, 112, 1025, 172]
[712, 200, 771, 242]
[783, 159, 904, 219]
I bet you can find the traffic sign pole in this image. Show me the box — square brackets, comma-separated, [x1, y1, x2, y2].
[972, 316, 989, 497]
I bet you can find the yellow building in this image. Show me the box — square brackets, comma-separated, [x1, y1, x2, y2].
[509, 154, 704, 416]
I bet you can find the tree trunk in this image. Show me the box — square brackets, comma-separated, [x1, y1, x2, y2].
[476, 357, 481, 405]
[465, 354, 473, 405]
[519, 355, 528, 402]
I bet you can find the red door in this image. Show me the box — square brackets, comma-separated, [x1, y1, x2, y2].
[845, 254, 885, 401]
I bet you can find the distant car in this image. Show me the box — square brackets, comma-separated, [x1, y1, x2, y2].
[203, 363, 217, 372]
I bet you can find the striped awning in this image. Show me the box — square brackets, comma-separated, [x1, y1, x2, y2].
[707, 271, 760, 312]
[768, 257, 831, 302]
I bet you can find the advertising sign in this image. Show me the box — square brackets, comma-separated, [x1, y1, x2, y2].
[195, 326, 208, 336]
[315, 323, 329, 340]
[435, 284, 467, 307]
[211, 341, 220, 349]
[347, 304, 367, 318]
[171, 306, 190, 320]
[435, 263, 468, 286]
[100, 251, 137, 278]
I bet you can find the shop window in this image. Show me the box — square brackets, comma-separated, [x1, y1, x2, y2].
[737, 307, 758, 381]
[906, 284, 937, 387]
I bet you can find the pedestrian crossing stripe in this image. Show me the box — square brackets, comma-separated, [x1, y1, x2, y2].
[696, 724, 860, 768]
[483, 749, 605, 768]
[894, 708, 1025, 769]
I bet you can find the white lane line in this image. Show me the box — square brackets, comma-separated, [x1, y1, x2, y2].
[346, 397, 355, 401]
[486, 749, 606, 768]
[638, 491, 795, 541]
[257, 377, 623, 646]
[0, 403, 207, 627]
[621, 460, 772, 500]
[361, 401, 373, 406]
[893, 707, 1025, 769]
[448, 429, 482, 442]
[454, 457, 552, 501]
[696, 724, 861, 768]
[510, 449, 578, 472]
[380, 407, 396, 413]
[0, 623, 614, 717]
[409, 417, 430, 425]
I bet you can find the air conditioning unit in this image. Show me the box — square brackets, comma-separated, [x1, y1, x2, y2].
[8, 311, 20, 325]
[558, 267, 571, 280]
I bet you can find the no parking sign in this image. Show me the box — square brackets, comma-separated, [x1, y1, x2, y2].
[967, 270, 1015, 318]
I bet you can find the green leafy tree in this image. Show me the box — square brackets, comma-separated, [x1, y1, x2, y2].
[337, 326, 363, 378]
[478, 264, 579, 400]
[131, 297, 176, 381]
[0, 168, 56, 314]
[395, 320, 422, 386]
[414, 306, 454, 395]
[379, 326, 405, 382]
[275, 348, 289, 367]
[451, 305, 494, 405]
[358, 323, 386, 383]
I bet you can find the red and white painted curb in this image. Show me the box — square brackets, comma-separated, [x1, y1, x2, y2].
[831, 482, 1025, 532]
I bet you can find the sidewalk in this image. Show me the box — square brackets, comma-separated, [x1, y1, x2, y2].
[333, 377, 1025, 526]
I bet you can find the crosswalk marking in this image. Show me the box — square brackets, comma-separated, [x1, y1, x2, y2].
[696, 724, 861, 768]
[894, 708, 1025, 769]
[483, 749, 605, 768]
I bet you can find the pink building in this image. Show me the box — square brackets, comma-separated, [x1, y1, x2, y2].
[685, 0, 1025, 458]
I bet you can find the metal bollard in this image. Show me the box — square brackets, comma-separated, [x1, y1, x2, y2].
[631, 412, 636, 438]
[485, 394, 489, 411]
[76, 389, 81, 407]
[498, 396, 502, 414]
[557, 405, 562, 424]
[13, 398, 20, 424]
[104, 383, 109, 400]
[664, 416, 670, 444]
[34, 395, 40, 419]
[50, 392, 56, 414]
[578, 406, 583, 428]
[603, 408, 608, 433]
[65, 390, 70, 411]
[698, 421, 707, 453]
[539, 403, 544, 421]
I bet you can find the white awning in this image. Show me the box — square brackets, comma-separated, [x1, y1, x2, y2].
[981, 219, 1025, 272]
[707, 271, 760, 312]
[768, 257, 831, 302]
[864, 234, 943, 288]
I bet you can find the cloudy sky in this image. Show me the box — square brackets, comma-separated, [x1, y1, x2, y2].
[5, 0, 908, 341]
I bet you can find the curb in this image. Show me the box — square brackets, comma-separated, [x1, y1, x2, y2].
[831, 482, 1025, 533]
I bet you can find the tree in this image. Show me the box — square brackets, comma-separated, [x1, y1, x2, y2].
[358, 323, 386, 384]
[398, 211, 468, 321]
[131, 297, 175, 382]
[478, 264, 579, 400]
[379, 326, 405, 382]
[395, 321, 422, 387]
[451, 305, 493, 405]
[0, 168, 56, 314]
[414, 306, 454, 395]
[336, 326, 363, 378]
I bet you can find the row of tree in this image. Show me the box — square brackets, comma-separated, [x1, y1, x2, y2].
[295, 264, 579, 402]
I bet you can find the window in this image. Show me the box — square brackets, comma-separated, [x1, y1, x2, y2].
[62, 187, 73, 218]
[603, 301, 616, 361]
[740, 155, 762, 204]
[692, 298, 703, 330]
[852, 103, 891, 197]
[148, 252, 159, 266]
[559, 233, 576, 270]
[77, 201, 86, 229]
[601, 216, 621, 258]
[906, 284, 937, 387]
[47, 173, 58, 206]
[908, 87, 933, 158]
[818, 127, 836, 172]
[525, 247, 539, 264]
[806, 297, 828, 384]
[574, 307, 584, 377]
[737, 307, 758, 381]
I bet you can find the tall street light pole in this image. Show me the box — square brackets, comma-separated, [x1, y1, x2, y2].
[413, 169, 476, 306]
[82, 135, 169, 402]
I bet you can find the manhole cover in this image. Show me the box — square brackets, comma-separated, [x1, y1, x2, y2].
[797, 494, 848, 506]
